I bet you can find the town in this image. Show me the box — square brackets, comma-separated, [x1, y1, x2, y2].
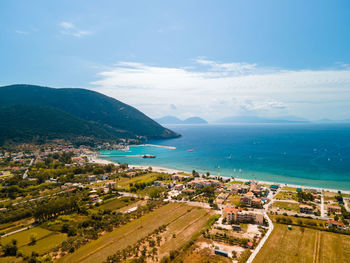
[0, 142, 349, 263]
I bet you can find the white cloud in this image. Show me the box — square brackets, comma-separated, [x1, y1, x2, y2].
[15, 30, 29, 35]
[59, 21, 91, 37]
[90, 59, 350, 121]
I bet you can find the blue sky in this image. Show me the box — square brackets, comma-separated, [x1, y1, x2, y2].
[1, 0, 350, 120]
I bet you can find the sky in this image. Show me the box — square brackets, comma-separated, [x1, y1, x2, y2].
[1, 0, 350, 121]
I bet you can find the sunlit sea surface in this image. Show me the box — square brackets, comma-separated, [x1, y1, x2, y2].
[99, 124, 350, 191]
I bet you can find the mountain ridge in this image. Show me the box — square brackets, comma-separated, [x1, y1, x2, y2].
[0, 84, 180, 144]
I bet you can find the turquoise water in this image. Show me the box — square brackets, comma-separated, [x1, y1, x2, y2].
[99, 124, 350, 190]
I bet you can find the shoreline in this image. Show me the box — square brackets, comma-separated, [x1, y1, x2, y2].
[91, 155, 350, 195]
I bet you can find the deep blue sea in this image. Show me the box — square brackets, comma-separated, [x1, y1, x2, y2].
[99, 124, 350, 190]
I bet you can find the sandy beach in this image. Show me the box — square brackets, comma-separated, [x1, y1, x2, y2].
[91, 154, 350, 195]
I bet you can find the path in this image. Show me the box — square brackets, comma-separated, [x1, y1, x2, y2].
[246, 212, 274, 263]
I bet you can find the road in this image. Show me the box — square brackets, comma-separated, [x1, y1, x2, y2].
[22, 158, 34, 179]
[246, 212, 274, 263]
[320, 193, 326, 217]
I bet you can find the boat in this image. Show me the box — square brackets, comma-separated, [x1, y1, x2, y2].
[142, 154, 156, 158]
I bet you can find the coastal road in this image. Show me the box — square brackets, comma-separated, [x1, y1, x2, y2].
[246, 212, 274, 263]
[320, 194, 326, 217]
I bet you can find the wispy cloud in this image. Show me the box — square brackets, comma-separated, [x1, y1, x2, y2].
[59, 21, 91, 37]
[15, 30, 29, 35]
[90, 59, 350, 121]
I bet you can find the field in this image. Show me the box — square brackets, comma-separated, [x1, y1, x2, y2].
[97, 196, 138, 211]
[274, 191, 298, 201]
[254, 224, 350, 263]
[0, 226, 67, 257]
[116, 172, 161, 188]
[273, 201, 299, 212]
[225, 194, 241, 206]
[58, 202, 212, 263]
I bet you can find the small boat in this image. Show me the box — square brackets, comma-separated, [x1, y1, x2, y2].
[142, 154, 156, 158]
[186, 149, 194, 152]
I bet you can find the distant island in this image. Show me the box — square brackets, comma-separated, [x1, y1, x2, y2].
[215, 115, 310, 124]
[155, 115, 208, 124]
[0, 84, 180, 145]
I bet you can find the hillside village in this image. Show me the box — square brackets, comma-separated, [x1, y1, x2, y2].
[0, 143, 349, 263]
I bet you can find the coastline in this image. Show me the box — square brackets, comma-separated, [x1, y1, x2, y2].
[92, 155, 350, 195]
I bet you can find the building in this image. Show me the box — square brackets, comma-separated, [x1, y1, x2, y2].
[89, 194, 99, 202]
[222, 206, 264, 225]
[105, 180, 116, 188]
[270, 185, 279, 191]
[240, 192, 254, 206]
[87, 175, 96, 182]
[100, 175, 108, 180]
[174, 184, 184, 191]
[187, 179, 211, 188]
[299, 204, 314, 214]
[327, 220, 345, 230]
[172, 174, 190, 181]
[252, 198, 262, 208]
[327, 205, 342, 215]
[153, 181, 164, 187]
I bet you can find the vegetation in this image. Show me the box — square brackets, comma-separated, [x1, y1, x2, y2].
[254, 224, 350, 263]
[0, 84, 180, 145]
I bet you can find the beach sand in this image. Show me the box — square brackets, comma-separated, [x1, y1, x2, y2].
[92, 155, 350, 195]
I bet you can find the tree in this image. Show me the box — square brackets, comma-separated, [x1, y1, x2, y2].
[3, 239, 18, 256]
[30, 234, 37, 245]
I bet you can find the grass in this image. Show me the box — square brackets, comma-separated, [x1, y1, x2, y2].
[19, 232, 67, 256]
[254, 224, 350, 263]
[273, 201, 300, 212]
[97, 196, 138, 211]
[0, 226, 67, 257]
[158, 207, 213, 258]
[116, 172, 160, 188]
[282, 186, 297, 191]
[225, 194, 241, 206]
[274, 191, 298, 201]
[0, 227, 52, 247]
[177, 246, 231, 263]
[58, 203, 209, 263]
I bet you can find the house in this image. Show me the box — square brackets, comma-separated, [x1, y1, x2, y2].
[238, 185, 250, 194]
[182, 188, 196, 194]
[153, 180, 164, 187]
[327, 220, 345, 230]
[89, 194, 99, 202]
[172, 174, 190, 181]
[240, 192, 254, 206]
[187, 179, 211, 188]
[174, 184, 184, 191]
[327, 205, 342, 215]
[87, 175, 96, 182]
[105, 180, 116, 188]
[299, 204, 314, 214]
[270, 185, 279, 191]
[252, 198, 262, 208]
[100, 175, 108, 180]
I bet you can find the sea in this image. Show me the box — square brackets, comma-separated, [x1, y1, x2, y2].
[99, 123, 350, 191]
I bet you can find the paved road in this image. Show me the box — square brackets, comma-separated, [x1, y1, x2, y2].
[246, 212, 274, 263]
[321, 194, 326, 217]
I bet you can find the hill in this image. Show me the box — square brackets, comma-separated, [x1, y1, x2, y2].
[156, 115, 208, 124]
[0, 105, 125, 145]
[0, 84, 180, 144]
[183, 117, 208, 124]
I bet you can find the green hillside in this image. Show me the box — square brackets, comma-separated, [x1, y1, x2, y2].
[0, 84, 180, 144]
[0, 105, 128, 145]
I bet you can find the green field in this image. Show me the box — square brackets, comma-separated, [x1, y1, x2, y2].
[117, 172, 160, 188]
[273, 201, 300, 212]
[274, 191, 298, 201]
[97, 196, 138, 211]
[0, 226, 67, 257]
[58, 203, 211, 263]
[254, 224, 350, 263]
[225, 194, 241, 206]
